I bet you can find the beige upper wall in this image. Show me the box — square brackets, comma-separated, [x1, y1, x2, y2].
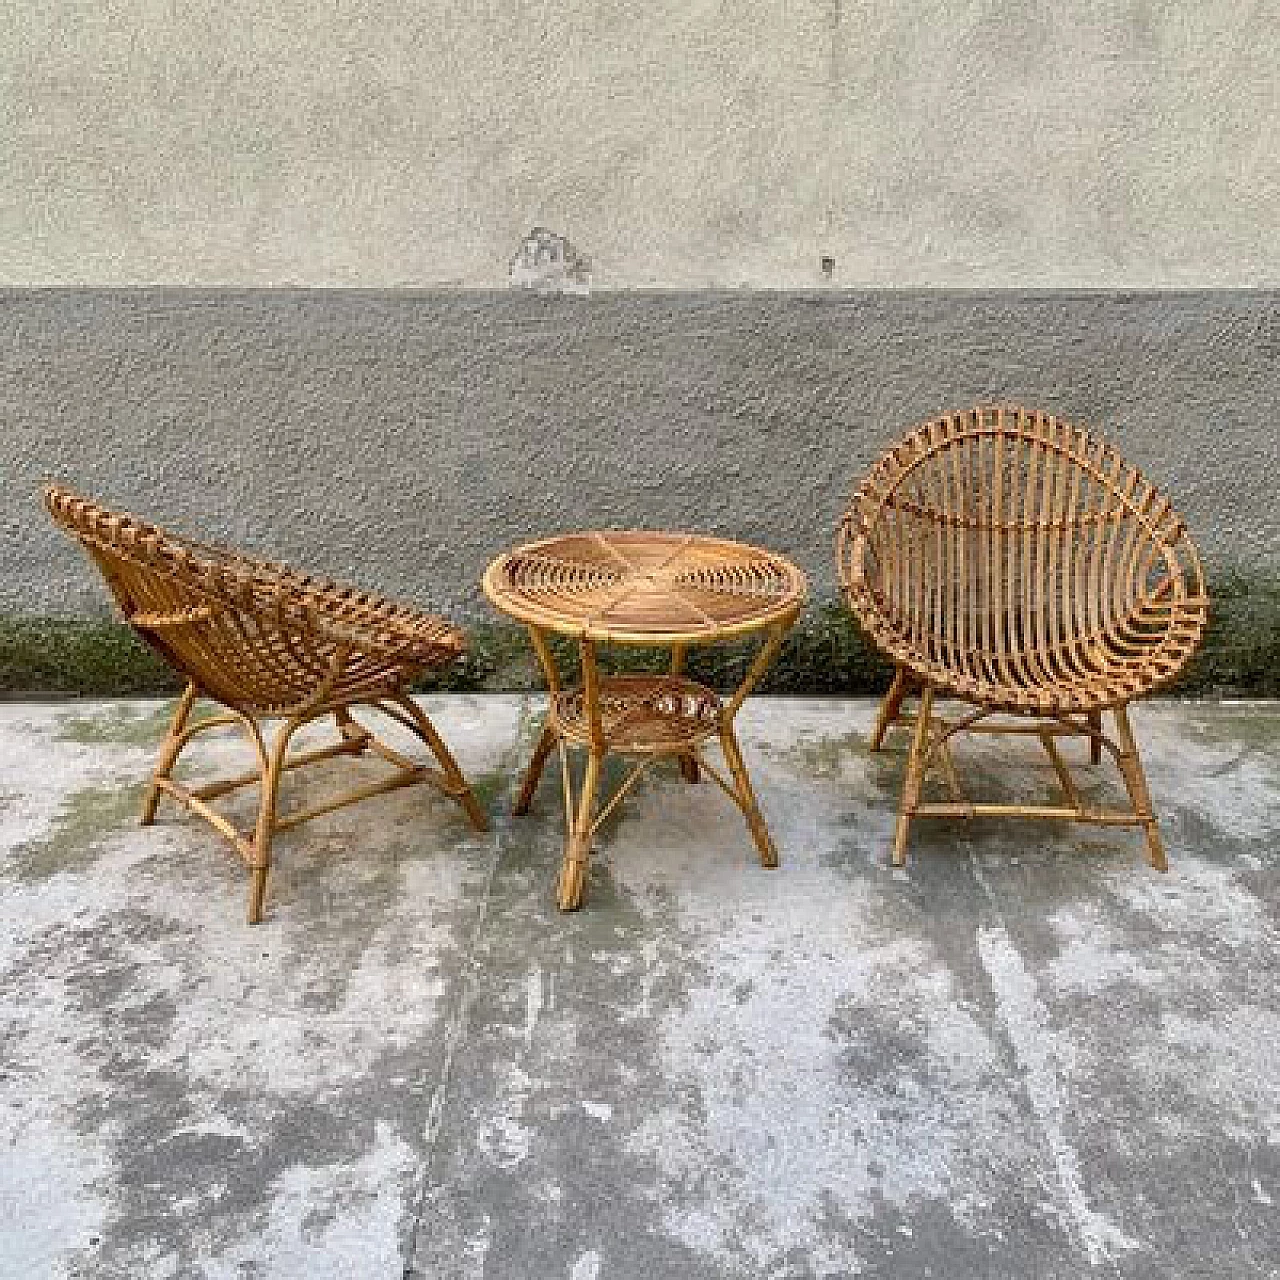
[3, 0, 1277, 288]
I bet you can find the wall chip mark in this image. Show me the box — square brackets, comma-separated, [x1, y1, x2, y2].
[510, 228, 592, 296]
[569, 1248, 602, 1279]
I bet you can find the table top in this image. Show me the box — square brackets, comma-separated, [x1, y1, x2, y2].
[482, 530, 807, 643]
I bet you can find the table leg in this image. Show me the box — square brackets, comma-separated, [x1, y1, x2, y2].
[716, 621, 790, 869]
[558, 747, 604, 910]
[719, 716, 778, 867]
[678, 752, 701, 784]
[670, 643, 700, 783]
[555, 636, 605, 911]
[514, 722, 556, 815]
[515, 623, 564, 816]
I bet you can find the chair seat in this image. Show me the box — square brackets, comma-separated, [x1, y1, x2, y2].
[839, 406, 1209, 717]
[858, 591, 1209, 715]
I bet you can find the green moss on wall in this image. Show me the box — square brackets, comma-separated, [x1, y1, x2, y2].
[1171, 571, 1280, 698]
[3, 577, 1277, 699]
[0, 619, 181, 696]
[417, 603, 894, 696]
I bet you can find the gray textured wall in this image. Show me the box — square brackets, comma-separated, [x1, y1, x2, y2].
[4, 290, 1276, 622]
[4, 2, 1278, 288]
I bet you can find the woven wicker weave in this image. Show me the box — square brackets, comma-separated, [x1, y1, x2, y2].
[551, 675, 724, 751]
[836, 406, 1209, 868]
[485, 531, 806, 909]
[483, 530, 805, 642]
[45, 485, 488, 922]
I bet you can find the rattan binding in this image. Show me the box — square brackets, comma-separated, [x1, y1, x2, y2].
[45, 485, 488, 922]
[836, 405, 1209, 868]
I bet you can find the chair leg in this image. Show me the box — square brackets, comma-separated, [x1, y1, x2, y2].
[141, 682, 198, 825]
[392, 695, 489, 832]
[247, 717, 296, 925]
[1087, 710, 1103, 765]
[334, 707, 370, 750]
[871, 666, 911, 752]
[514, 722, 557, 816]
[892, 683, 934, 867]
[1112, 703, 1167, 872]
[720, 717, 778, 869]
[558, 749, 603, 910]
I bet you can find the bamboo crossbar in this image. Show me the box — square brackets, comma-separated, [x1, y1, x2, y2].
[895, 715, 1102, 738]
[912, 803, 1145, 825]
[171, 711, 246, 753]
[689, 751, 739, 805]
[588, 755, 661, 835]
[154, 779, 258, 863]
[362, 734, 422, 774]
[272, 765, 453, 832]
[191, 734, 370, 800]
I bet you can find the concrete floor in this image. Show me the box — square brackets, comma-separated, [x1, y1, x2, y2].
[0, 696, 1277, 1279]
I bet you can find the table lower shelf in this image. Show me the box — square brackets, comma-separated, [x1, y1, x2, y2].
[552, 674, 723, 752]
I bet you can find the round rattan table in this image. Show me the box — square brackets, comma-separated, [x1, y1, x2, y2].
[483, 531, 807, 909]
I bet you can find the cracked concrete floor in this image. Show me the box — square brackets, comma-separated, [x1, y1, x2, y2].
[0, 696, 1277, 1278]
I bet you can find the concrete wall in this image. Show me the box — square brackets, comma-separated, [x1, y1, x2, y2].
[5, 290, 1277, 621]
[4, 2, 1278, 288]
[4, 6, 1278, 625]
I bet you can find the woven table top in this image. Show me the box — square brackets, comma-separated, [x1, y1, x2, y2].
[482, 531, 807, 643]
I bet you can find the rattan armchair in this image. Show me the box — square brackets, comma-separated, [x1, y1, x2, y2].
[45, 486, 488, 922]
[837, 406, 1208, 868]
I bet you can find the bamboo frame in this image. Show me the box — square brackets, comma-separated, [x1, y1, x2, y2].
[45, 486, 488, 922]
[484, 531, 806, 909]
[880, 691, 1166, 868]
[836, 406, 1208, 867]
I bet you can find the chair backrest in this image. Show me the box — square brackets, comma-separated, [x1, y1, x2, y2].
[838, 406, 1207, 682]
[45, 487, 462, 713]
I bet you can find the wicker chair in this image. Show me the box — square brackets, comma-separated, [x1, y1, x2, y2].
[837, 406, 1208, 868]
[45, 486, 488, 922]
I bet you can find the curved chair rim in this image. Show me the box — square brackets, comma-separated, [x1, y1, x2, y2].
[44, 484, 466, 666]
